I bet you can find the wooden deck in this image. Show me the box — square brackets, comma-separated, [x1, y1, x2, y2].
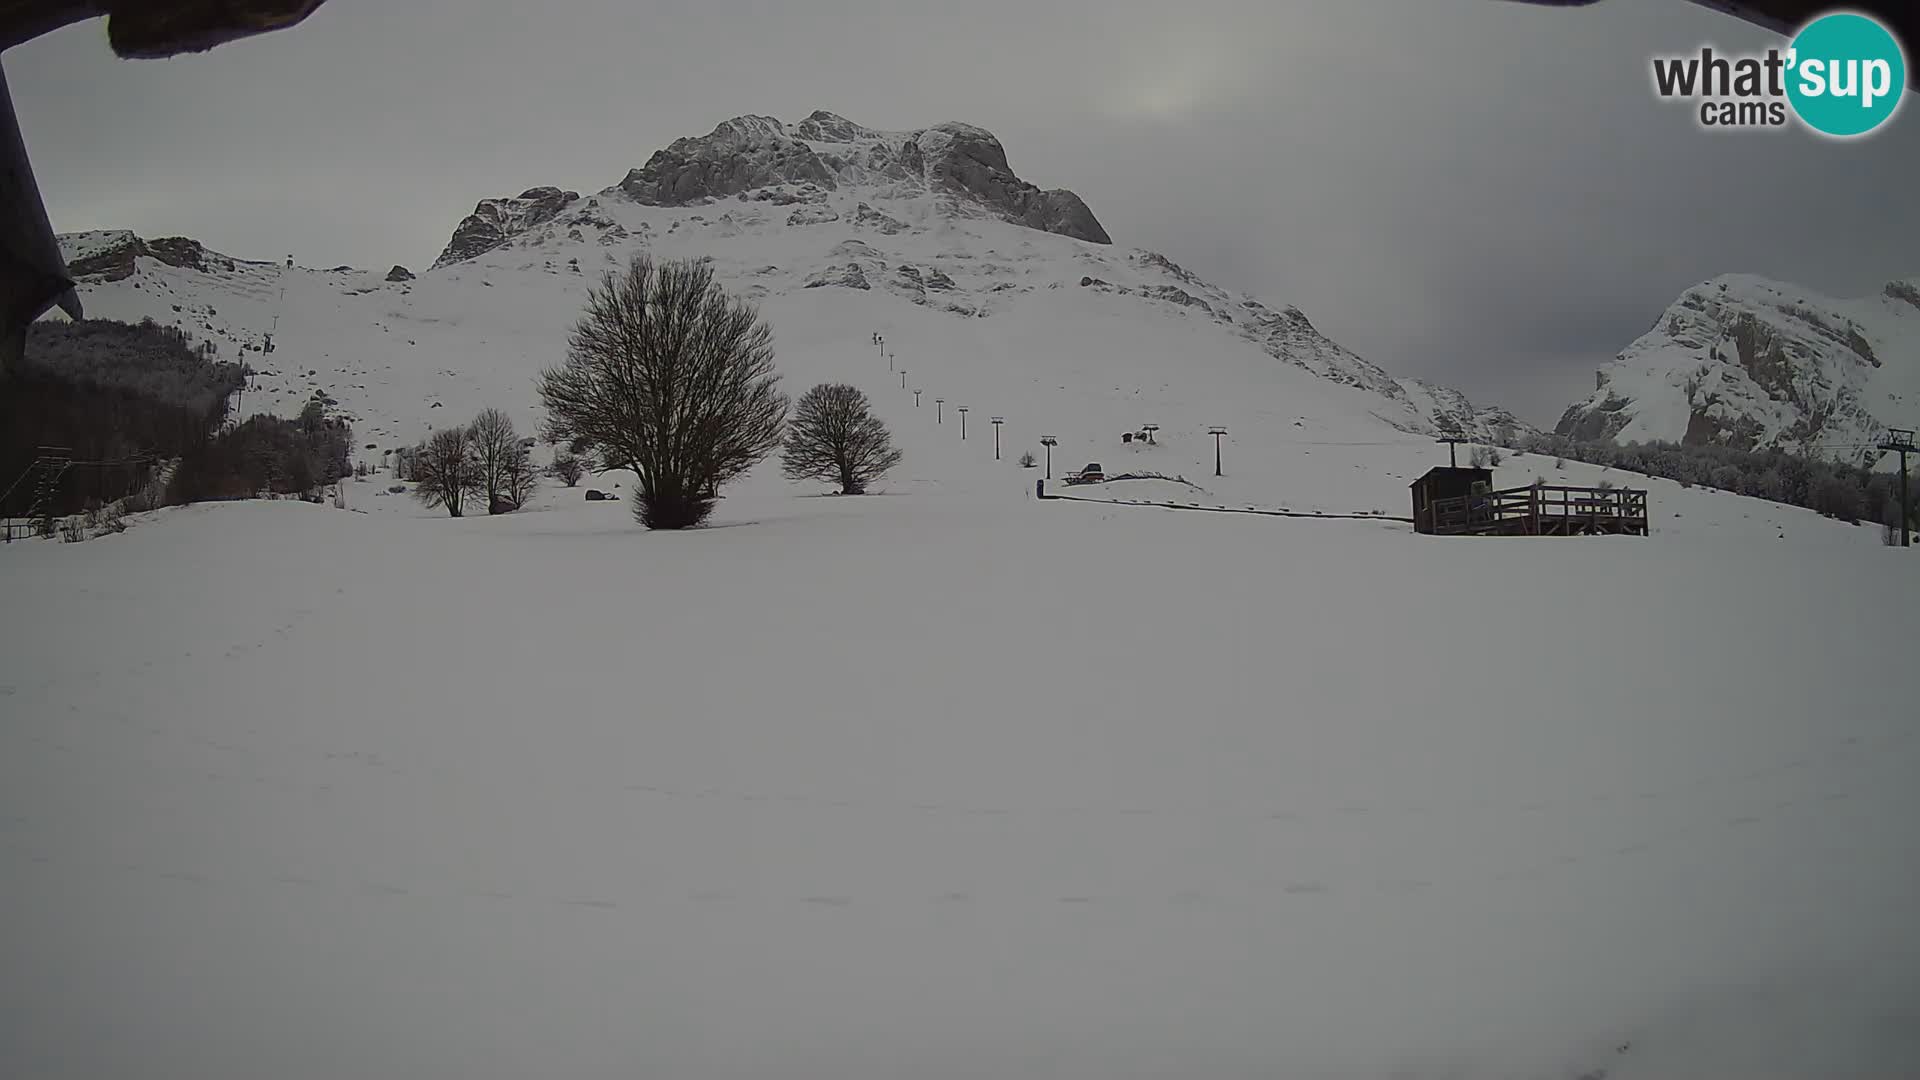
[1427, 484, 1648, 537]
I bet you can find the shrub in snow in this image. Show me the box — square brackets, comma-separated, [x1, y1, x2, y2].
[1018, 451, 1038, 468]
[387, 484, 407, 495]
[59, 516, 87, 542]
[781, 383, 902, 495]
[539, 255, 787, 529]
[411, 427, 484, 517]
[1468, 445, 1491, 469]
[548, 453, 585, 487]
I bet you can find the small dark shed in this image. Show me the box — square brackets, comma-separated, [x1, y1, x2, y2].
[1410, 466, 1491, 534]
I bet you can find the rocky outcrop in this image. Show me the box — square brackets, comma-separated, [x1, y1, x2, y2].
[803, 264, 870, 290]
[61, 232, 238, 280]
[432, 186, 579, 269]
[386, 265, 415, 282]
[145, 237, 232, 272]
[916, 122, 1110, 243]
[64, 233, 143, 281]
[853, 202, 906, 235]
[786, 205, 840, 227]
[620, 116, 837, 205]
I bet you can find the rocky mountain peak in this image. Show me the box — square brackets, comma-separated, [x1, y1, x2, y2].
[1556, 273, 1920, 462]
[793, 110, 872, 143]
[611, 112, 1109, 245]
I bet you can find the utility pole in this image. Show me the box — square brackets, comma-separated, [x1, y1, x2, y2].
[958, 406, 969, 440]
[1880, 428, 1915, 547]
[1040, 435, 1057, 478]
[935, 398, 944, 424]
[913, 390, 922, 407]
[901, 370, 908, 389]
[1208, 426, 1227, 477]
[1141, 422, 1159, 446]
[991, 416, 1004, 460]
[1439, 434, 1466, 468]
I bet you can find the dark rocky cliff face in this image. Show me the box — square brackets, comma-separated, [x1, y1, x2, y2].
[67, 234, 236, 281]
[432, 187, 579, 269]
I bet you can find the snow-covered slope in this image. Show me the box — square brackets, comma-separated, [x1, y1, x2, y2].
[51, 112, 1528, 466]
[1558, 274, 1920, 465]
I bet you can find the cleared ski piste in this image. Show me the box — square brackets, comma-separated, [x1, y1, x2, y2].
[4, 468, 1917, 1080]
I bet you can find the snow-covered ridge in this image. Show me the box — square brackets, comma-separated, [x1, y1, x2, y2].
[1558, 273, 1920, 466]
[48, 111, 1529, 453]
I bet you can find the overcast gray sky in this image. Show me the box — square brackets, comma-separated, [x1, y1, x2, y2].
[8, 0, 1918, 424]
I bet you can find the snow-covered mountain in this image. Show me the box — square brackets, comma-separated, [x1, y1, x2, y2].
[52, 111, 1525, 457]
[1557, 274, 1920, 465]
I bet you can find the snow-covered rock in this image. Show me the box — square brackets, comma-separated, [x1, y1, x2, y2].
[1558, 273, 1920, 466]
[615, 111, 1110, 244]
[432, 186, 580, 270]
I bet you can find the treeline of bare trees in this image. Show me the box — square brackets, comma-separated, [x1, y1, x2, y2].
[404, 408, 541, 517]
[168, 395, 354, 504]
[1510, 432, 1916, 533]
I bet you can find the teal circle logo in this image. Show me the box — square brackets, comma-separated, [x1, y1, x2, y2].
[1786, 12, 1906, 137]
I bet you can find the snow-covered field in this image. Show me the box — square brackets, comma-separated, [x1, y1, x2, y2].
[4, 473, 1917, 1079]
[13, 112, 1917, 1079]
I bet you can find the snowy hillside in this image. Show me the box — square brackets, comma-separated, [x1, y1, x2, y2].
[1558, 274, 1920, 465]
[51, 111, 1527, 467]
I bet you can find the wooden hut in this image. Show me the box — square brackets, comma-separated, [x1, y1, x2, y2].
[1410, 467, 1491, 534]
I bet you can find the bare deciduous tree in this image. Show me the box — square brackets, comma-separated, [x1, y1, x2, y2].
[781, 383, 902, 495]
[538, 256, 788, 529]
[411, 426, 482, 517]
[501, 442, 539, 510]
[469, 407, 533, 514]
